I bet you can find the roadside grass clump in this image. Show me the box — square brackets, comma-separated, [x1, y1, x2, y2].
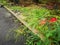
[5, 24, 45, 45]
[2, 1, 60, 44]
[6, 5, 60, 45]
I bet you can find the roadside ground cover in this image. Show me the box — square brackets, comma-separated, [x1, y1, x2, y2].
[1, 0, 60, 45]
[7, 5, 60, 45]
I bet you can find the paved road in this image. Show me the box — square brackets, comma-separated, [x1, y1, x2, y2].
[0, 7, 25, 45]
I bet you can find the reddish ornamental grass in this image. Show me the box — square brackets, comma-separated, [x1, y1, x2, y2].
[40, 19, 47, 25]
[49, 17, 57, 23]
[40, 17, 57, 25]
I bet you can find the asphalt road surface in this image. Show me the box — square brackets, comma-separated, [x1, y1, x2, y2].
[0, 7, 25, 45]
